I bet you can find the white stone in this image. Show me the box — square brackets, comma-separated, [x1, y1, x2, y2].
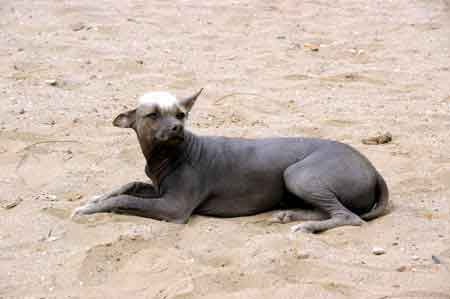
[372, 247, 386, 255]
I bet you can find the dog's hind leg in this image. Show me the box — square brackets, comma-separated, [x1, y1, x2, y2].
[282, 161, 365, 233]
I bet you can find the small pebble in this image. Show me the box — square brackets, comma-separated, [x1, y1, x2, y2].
[362, 132, 392, 145]
[129, 234, 140, 241]
[431, 255, 442, 264]
[411, 255, 420, 261]
[3, 197, 23, 209]
[45, 79, 58, 86]
[47, 236, 60, 242]
[70, 22, 86, 31]
[18, 108, 25, 115]
[63, 192, 83, 202]
[304, 42, 320, 51]
[372, 247, 386, 255]
[396, 265, 408, 272]
[296, 252, 310, 259]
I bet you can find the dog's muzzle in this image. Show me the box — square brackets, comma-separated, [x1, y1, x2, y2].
[156, 127, 185, 144]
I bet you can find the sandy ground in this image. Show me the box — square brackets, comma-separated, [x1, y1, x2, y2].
[1, 0, 450, 298]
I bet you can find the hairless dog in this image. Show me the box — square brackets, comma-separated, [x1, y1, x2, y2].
[73, 89, 389, 233]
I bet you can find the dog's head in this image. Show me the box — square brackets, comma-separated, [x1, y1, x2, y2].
[113, 89, 203, 147]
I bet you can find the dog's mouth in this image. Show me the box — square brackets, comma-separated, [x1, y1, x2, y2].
[157, 134, 184, 145]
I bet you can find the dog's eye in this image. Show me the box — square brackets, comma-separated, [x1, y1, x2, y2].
[146, 112, 159, 119]
[176, 112, 186, 120]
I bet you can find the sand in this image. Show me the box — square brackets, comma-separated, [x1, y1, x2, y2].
[1, 0, 449, 298]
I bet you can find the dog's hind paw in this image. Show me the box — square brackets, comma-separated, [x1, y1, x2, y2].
[269, 211, 296, 224]
[290, 223, 315, 233]
[290, 214, 366, 234]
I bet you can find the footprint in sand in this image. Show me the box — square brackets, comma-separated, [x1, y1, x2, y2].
[78, 235, 150, 286]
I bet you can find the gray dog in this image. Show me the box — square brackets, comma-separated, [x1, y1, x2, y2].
[73, 89, 388, 233]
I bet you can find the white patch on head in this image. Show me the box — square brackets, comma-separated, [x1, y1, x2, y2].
[137, 92, 180, 113]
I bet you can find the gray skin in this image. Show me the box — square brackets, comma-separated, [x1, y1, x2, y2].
[73, 89, 389, 233]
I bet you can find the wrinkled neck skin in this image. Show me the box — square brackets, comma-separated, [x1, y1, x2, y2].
[136, 131, 195, 187]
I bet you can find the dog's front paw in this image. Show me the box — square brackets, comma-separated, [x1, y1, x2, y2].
[71, 203, 96, 219]
[71, 195, 107, 218]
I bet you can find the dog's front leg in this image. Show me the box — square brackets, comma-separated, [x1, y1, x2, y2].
[85, 182, 158, 205]
[72, 194, 190, 223]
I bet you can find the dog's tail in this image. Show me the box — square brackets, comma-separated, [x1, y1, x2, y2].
[360, 172, 389, 221]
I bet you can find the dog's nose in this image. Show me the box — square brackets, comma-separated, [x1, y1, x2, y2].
[171, 124, 182, 133]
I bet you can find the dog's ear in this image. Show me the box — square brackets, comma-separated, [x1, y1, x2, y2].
[179, 88, 203, 112]
[113, 109, 136, 128]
